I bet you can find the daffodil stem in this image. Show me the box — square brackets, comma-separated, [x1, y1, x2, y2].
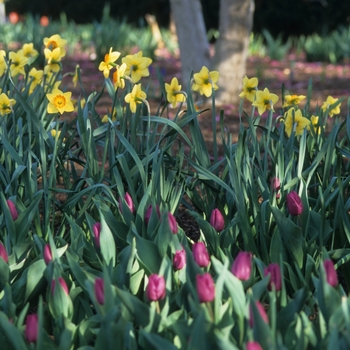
[211, 89, 218, 165]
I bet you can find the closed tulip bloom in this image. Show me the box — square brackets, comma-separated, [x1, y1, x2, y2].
[146, 274, 166, 301]
[173, 249, 186, 270]
[264, 263, 282, 291]
[286, 191, 303, 216]
[210, 208, 225, 231]
[6, 199, 18, 221]
[246, 341, 263, 350]
[119, 192, 135, 214]
[25, 314, 38, 343]
[94, 277, 105, 304]
[231, 251, 252, 281]
[324, 259, 338, 287]
[92, 222, 101, 248]
[192, 242, 210, 267]
[196, 273, 215, 303]
[43, 244, 52, 265]
[249, 301, 269, 328]
[51, 277, 69, 295]
[0, 242, 8, 263]
[144, 204, 161, 224]
[168, 212, 178, 234]
[271, 177, 281, 199]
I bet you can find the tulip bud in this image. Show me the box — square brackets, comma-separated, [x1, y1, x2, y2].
[119, 192, 135, 214]
[246, 341, 263, 350]
[192, 242, 210, 267]
[168, 212, 178, 234]
[196, 273, 215, 303]
[0, 242, 8, 263]
[94, 277, 105, 304]
[231, 251, 252, 281]
[144, 204, 161, 224]
[271, 177, 281, 199]
[173, 249, 186, 270]
[92, 222, 101, 248]
[51, 277, 69, 296]
[210, 208, 225, 231]
[286, 191, 303, 216]
[43, 244, 52, 265]
[25, 314, 38, 343]
[249, 301, 269, 328]
[146, 274, 166, 301]
[324, 259, 338, 287]
[6, 199, 18, 221]
[264, 263, 282, 291]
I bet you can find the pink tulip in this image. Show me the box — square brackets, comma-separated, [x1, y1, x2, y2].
[0, 242, 8, 263]
[246, 341, 263, 350]
[196, 273, 215, 303]
[271, 177, 281, 199]
[173, 249, 186, 270]
[119, 192, 135, 214]
[324, 259, 338, 287]
[249, 301, 269, 328]
[286, 191, 303, 216]
[168, 212, 178, 234]
[192, 242, 210, 267]
[210, 208, 225, 231]
[43, 244, 52, 265]
[94, 277, 105, 304]
[145, 204, 161, 224]
[146, 274, 166, 301]
[231, 251, 252, 281]
[51, 277, 69, 296]
[25, 314, 38, 343]
[264, 263, 282, 291]
[6, 199, 18, 221]
[92, 222, 101, 248]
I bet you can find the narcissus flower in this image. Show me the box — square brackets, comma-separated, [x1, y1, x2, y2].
[102, 108, 117, 123]
[165, 77, 186, 107]
[239, 75, 258, 102]
[122, 51, 152, 83]
[43, 34, 67, 50]
[9, 50, 28, 76]
[28, 67, 43, 94]
[307, 115, 321, 135]
[321, 95, 341, 117]
[0, 50, 6, 76]
[282, 94, 306, 107]
[72, 64, 80, 87]
[112, 63, 127, 89]
[196, 273, 215, 303]
[252, 87, 279, 115]
[286, 191, 303, 216]
[231, 251, 253, 281]
[283, 108, 310, 137]
[46, 89, 74, 114]
[124, 83, 147, 113]
[146, 274, 166, 301]
[0, 93, 16, 116]
[324, 259, 338, 287]
[192, 66, 219, 97]
[20, 43, 39, 59]
[99, 47, 121, 79]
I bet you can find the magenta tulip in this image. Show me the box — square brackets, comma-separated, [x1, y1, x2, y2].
[92, 222, 101, 248]
[249, 301, 269, 328]
[94, 277, 105, 304]
[196, 273, 215, 303]
[264, 263, 282, 291]
[6, 199, 18, 221]
[119, 192, 135, 214]
[51, 277, 69, 296]
[0, 242, 8, 263]
[192, 242, 210, 267]
[286, 191, 303, 216]
[210, 208, 225, 231]
[146, 274, 166, 301]
[173, 249, 186, 270]
[43, 244, 52, 265]
[145, 204, 161, 224]
[271, 177, 281, 199]
[246, 341, 263, 350]
[25, 314, 38, 343]
[324, 259, 338, 287]
[168, 212, 178, 234]
[231, 251, 252, 281]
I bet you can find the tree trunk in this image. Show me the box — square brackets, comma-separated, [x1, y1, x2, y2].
[214, 0, 254, 105]
[169, 0, 211, 85]
[0, 2, 5, 25]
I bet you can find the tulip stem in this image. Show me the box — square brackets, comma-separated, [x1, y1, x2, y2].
[206, 302, 214, 321]
[155, 301, 160, 314]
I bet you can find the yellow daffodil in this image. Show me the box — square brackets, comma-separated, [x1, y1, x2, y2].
[124, 84, 147, 113]
[0, 93, 16, 116]
[44, 34, 67, 49]
[20, 43, 39, 59]
[321, 95, 341, 117]
[9, 51, 28, 77]
[282, 94, 306, 107]
[165, 77, 186, 107]
[122, 51, 152, 83]
[0, 50, 6, 77]
[252, 87, 279, 115]
[28, 67, 43, 94]
[284, 108, 310, 137]
[72, 64, 80, 87]
[239, 75, 258, 102]
[46, 89, 74, 114]
[50, 129, 61, 139]
[112, 63, 127, 89]
[192, 66, 219, 97]
[44, 46, 65, 64]
[307, 115, 321, 135]
[99, 47, 121, 79]
[102, 108, 117, 123]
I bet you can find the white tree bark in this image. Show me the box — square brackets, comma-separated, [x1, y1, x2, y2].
[169, 0, 211, 85]
[214, 0, 255, 104]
